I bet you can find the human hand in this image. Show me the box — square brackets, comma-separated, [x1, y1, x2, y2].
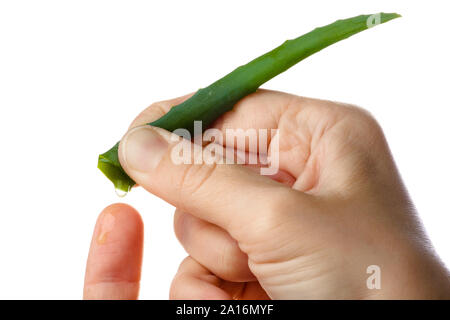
[85, 90, 450, 299]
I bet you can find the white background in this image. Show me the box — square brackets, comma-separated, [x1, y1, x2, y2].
[0, 1, 449, 299]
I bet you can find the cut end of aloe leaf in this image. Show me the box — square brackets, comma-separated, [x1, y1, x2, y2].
[98, 143, 135, 194]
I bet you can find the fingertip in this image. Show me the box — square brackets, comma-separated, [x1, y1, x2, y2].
[84, 203, 144, 300]
[94, 203, 143, 246]
[100, 203, 143, 230]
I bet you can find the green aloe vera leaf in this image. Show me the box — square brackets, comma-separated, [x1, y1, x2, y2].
[98, 12, 400, 193]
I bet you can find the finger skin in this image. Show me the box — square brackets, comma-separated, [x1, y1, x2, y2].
[174, 210, 255, 282]
[118, 124, 313, 242]
[170, 257, 231, 300]
[84, 203, 144, 300]
[170, 257, 270, 300]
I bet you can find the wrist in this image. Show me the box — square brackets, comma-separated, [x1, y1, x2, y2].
[369, 243, 450, 299]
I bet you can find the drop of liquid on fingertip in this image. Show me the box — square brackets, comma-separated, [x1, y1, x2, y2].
[97, 232, 108, 244]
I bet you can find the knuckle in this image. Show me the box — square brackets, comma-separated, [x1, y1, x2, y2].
[129, 102, 168, 129]
[216, 241, 244, 280]
[173, 210, 185, 242]
[169, 276, 183, 300]
[148, 102, 168, 118]
[169, 257, 192, 300]
[345, 105, 384, 138]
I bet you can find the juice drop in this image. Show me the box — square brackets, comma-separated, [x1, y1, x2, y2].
[115, 187, 129, 198]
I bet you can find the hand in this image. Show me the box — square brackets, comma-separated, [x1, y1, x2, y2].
[85, 90, 450, 299]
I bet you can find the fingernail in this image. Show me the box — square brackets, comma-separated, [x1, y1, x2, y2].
[121, 126, 169, 173]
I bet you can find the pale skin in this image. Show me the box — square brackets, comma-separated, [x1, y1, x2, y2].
[84, 90, 450, 299]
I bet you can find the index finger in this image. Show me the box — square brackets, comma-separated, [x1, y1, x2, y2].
[128, 89, 295, 150]
[84, 204, 144, 300]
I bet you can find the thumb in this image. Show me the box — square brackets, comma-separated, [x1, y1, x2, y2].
[118, 125, 313, 238]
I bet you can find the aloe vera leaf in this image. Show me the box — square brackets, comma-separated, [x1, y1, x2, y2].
[98, 12, 400, 193]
